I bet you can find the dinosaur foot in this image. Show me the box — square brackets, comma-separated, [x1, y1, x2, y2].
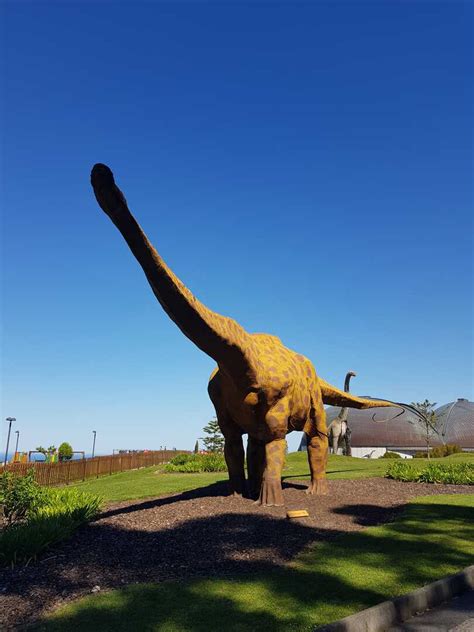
[305, 479, 328, 496]
[256, 478, 284, 507]
[91, 163, 129, 221]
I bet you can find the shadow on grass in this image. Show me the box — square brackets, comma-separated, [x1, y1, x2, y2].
[1, 499, 472, 631]
[331, 503, 403, 526]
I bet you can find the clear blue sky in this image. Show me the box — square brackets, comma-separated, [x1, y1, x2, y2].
[1, 1, 472, 455]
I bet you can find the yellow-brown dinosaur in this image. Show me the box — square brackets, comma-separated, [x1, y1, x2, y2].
[90, 163, 396, 506]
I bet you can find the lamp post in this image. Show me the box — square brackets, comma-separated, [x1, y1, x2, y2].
[4, 417, 16, 466]
[91, 430, 97, 458]
[14, 430, 20, 460]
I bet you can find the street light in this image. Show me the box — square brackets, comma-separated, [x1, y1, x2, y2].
[91, 430, 97, 458]
[4, 418, 16, 466]
[14, 430, 20, 460]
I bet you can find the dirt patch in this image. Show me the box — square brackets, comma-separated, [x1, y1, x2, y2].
[0, 477, 471, 629]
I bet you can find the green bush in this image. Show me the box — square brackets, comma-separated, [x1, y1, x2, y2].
[385, 461, 417, 481]
[0, 486, 102, 567]
[167, 453, 196, 466]
[0, 470, 44, 526]
[418, 463, 474, 485]
[414, 451, 428, 459]
[386, 461, 474, 485]
[379, 451, 402, 459]
[414, 445, 462, 459]
[435, 444, 462, 457]
[164, 453, 227, 473]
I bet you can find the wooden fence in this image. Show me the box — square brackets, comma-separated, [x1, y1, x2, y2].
[0, 450, 186, 486]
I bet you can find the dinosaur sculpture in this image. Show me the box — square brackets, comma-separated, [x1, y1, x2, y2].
[328, 371, 356, 454]
[90, 163, 397, 506]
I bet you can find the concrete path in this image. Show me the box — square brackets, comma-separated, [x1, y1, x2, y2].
[387, 590, 474, 631]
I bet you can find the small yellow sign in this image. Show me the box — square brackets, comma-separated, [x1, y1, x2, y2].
[286, 509, 309, 519]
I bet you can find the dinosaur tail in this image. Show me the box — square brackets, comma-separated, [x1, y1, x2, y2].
[319, 379, 394, 409]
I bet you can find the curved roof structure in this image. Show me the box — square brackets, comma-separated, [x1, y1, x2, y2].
[435, 399, 474, 448]
[324, 402, 442, 449]
[298, 398, 473, 450]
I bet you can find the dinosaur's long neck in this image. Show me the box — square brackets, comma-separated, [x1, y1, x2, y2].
[91, 164, 253, 381]
[338, 372, 354, 421]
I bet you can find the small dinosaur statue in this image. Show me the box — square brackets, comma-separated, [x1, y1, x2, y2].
[328, 371, 356, 454]
[90, 164, 397, 506]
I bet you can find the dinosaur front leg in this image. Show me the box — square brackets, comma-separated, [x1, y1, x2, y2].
[257, 439, 287, 506]
[247, 436, 266, 500]
[257, 399, 290, 506]
[209, 379, 246, 497]
[306, 396, 329, 495]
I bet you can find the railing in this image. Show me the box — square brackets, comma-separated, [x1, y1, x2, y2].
[0, 450, 186, 486]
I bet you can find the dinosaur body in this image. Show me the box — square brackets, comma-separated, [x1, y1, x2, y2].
[328, 371, 355, 454]
[90, 163, 395, 506]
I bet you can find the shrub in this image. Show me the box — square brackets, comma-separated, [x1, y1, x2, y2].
[0, 486, 102, 567]
[418, 463, 474, 485]
[164, 453, 227, 473]
[167, 453, 196, 466]
[385, 461, 418, 482]
[386, 461, 474, 485]
[429, 445, 461, 458]
[379, 451, 402, 459]
[414, 445, 463, 459]
[0, 470, 44, 526]
[414, 451, 429, 458]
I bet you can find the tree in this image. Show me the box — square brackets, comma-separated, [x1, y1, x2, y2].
[200, 418, 225, 453]
[412, 400, 440, 459]
[35, 445, 57, 463]
[58, 442, 73, 461]
[194, 440, 199, 454]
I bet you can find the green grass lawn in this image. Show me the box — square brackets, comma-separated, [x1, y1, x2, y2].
[71, 451, 474, 503]
[38, 493, 474, 631]
[71, 467, 228, 503]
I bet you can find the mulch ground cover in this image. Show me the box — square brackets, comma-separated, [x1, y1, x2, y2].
[1, 477, 472, 629]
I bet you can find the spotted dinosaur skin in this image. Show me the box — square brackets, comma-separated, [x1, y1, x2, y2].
[90, 163, 395, 506]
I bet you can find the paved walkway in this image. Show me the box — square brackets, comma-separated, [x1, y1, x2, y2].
[388, 590, 474, 631]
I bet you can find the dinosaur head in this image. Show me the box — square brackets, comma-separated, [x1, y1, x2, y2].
[91, 163, 129, 221]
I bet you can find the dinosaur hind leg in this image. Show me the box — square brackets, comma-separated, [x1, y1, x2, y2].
[247, 436, 265, 500]
[305, 391, 329, 495]
[220, 418, 245, 496]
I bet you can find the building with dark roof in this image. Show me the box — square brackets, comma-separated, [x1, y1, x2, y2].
[298, 398, 474, 458]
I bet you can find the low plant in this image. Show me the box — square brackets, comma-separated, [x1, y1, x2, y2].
[418, 463, 474, 485]
[414, 444, 463, 459]
[379, 451, 402, 459]
[164, 453, 227, 473]
[166, 453, 196, 466]
[0, 486, 102, 567]
[0, 470, 44, 526]
[386, 461, 474, 485]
